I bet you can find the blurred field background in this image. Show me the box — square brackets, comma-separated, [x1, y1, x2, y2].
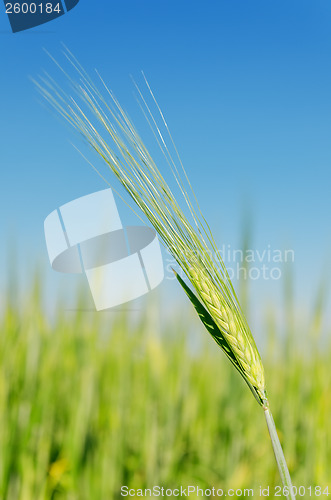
[0, 265, 330, 500]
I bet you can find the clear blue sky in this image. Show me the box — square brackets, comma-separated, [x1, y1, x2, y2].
[1, 0, 331, 325]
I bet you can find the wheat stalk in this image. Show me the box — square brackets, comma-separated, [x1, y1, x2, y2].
[34, 50, 296, 498]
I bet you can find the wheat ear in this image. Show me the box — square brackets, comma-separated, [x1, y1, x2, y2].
[34, 50, 296, 499]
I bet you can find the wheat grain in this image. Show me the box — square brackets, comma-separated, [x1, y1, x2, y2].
[188, 266, 266, 402]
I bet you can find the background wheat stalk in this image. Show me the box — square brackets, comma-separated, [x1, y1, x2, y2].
[35, 49, 296, 499]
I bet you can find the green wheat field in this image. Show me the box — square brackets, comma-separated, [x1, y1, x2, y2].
[0, 268, 330, 500]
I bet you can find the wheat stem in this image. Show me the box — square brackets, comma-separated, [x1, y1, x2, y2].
[264, 407, 296, 500]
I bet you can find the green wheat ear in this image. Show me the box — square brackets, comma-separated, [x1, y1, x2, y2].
[34, 49, 296, 499]
[173, 270, 266, 406]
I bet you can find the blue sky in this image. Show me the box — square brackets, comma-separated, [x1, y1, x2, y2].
[1, 0, 331, 326]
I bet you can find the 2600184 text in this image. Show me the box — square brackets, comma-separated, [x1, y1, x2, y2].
[5, 3, 62, 14]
